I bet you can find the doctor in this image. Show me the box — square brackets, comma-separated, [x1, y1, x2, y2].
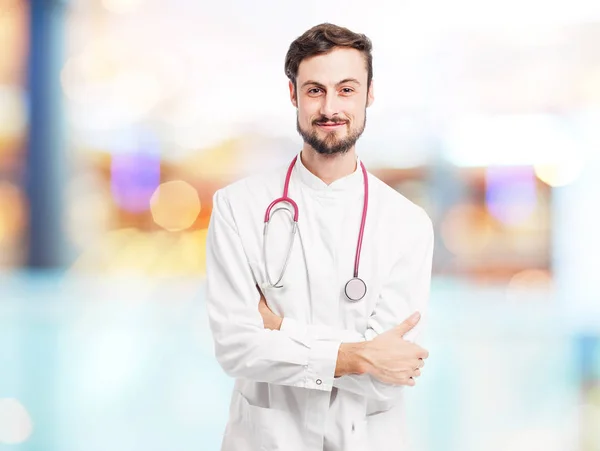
[206, 23, 434, 451]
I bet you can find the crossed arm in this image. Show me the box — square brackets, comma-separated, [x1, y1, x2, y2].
[259, 291, 426, 381]
[206, 189, 434, 401]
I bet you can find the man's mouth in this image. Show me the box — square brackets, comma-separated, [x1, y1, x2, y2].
[316, 121, 347, 129]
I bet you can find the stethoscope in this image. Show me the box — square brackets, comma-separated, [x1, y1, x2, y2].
[262, 155, 369, 302]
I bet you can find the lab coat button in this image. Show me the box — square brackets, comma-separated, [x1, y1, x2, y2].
[316, 379, 322, 385]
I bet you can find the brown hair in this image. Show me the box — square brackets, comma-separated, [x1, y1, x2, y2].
[284, 23, 373, 91]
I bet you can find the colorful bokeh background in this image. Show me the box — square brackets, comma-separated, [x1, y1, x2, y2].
[1, 1, 600, 450]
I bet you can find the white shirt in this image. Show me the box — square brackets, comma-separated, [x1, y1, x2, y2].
[206, 151, 434, 451]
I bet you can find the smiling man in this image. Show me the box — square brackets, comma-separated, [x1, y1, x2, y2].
[206, 23, 435, 451]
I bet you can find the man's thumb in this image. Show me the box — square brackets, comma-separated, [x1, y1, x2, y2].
[396, 312, 421, 336]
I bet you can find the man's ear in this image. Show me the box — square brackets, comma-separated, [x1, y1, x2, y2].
[367, 80, 375, 108]
[289, 80, 298, 108]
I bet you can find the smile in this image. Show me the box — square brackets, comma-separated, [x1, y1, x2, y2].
[316, 122, 346, 130]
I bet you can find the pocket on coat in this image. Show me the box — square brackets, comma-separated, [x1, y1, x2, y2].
[234, 390, 304, 451]
[222, 392, 260, 451]
[366, 398, 397, 418]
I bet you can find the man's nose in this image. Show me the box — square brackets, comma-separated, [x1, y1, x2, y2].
[320, 92, 341, 119]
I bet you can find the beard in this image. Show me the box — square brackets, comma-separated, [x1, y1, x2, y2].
[296, 111, 366, 156]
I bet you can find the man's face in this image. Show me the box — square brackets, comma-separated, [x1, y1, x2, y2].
[290, 47, 374, 156]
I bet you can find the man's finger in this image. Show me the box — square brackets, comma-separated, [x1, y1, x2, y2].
[395, 311, 421, 336]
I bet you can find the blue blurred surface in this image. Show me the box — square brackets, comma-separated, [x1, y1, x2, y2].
[1, 271, 593, 451]
[3, 1, 600, 449]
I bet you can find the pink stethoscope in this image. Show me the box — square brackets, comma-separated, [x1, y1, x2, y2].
[263, 155, 369, 302]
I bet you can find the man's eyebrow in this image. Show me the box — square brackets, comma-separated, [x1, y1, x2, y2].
[300, 78, 362, 89]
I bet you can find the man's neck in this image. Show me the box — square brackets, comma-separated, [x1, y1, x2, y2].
[300, 147, 358, 186]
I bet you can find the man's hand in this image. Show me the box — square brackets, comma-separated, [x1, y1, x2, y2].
[257, 286, 283, 331]
[358, 312, 428, 386]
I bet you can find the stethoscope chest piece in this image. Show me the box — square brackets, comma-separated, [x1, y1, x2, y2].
[344, 277, 367, 302]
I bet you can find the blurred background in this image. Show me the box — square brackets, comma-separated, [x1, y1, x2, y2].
[1, 0, 600, 450]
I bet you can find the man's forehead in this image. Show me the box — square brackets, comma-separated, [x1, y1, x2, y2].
[296, 48, 368, 86]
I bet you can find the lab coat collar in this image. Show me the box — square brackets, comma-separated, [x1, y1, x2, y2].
[294, 150, 364, 195]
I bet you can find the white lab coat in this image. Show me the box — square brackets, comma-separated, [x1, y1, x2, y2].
[206, 152, 434, 451]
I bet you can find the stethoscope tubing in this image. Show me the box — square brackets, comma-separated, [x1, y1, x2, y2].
[263, 155, 369, 298]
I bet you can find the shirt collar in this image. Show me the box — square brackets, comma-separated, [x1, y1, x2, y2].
[293, 150, 364, 195]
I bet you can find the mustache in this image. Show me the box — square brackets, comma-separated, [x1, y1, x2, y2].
[313, 117, 348, 124]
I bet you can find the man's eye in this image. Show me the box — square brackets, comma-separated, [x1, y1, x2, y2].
[341, 88, 354, 94]
[308, 88, 322, 94]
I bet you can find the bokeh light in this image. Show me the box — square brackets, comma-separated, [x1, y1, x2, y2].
[0, 398, 33, 444]
[443, 113, 581, 168]
[179, 229, 208, 274]
[486, 166, 537, 226]
[505, 269, 553, 302]
[534, 160, 585, 187]
[0, 85, 26, 140]
[110, 143, 161, 213]
[67, 228, 208, 276]
[579, 65, 600, 107]
[0, 0, 27, 79]
[67, 172, 115, 250]
[441, 203, 494, 256]
[68, 228, 139, 275]
[150, 181, 201, 232]
[0, 180, 26, 245]
[61, 38, 164, 130]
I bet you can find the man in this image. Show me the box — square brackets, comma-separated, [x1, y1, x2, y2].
[206, 23, 434, 451]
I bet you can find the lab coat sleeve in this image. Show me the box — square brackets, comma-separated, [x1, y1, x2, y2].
[280, 209, 434, 402]
[206, 189, 341, 392]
